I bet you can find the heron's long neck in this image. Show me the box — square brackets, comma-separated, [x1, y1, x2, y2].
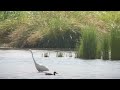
[30, 51, 36, 64]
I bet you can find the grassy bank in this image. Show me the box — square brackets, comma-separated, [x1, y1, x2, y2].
[0, 11, 120, 60]
[0, 11, 83, 48]
[0, 11, 112, 48]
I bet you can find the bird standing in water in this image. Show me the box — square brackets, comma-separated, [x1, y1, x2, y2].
[29, 49, 49, 72]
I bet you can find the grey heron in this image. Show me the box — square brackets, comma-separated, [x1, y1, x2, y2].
[29, 49, 49, 72]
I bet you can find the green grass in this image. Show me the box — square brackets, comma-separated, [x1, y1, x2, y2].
[0, 11, 120, 51]
[102, 35, 110, 60]
[96, 42, 102, 59]
[2, 11, 120, 60]
[111, 25, 120, 60]
[77, 26, 97, 59]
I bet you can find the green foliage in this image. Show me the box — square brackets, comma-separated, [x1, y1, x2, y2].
[102, 35, 110, 60]
[77, 26, 97, 59]
[96, 42, 102, 59]
[111, 25, 120, 60]
[0, 11, 120, 51]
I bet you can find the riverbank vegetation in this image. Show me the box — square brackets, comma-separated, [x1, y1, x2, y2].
[0, 11, 120, 60]
[76, 26, 97, 59]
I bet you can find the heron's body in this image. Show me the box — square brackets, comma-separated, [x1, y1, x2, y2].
[35, 63, 49, 72]
[29, 49, 49, 72]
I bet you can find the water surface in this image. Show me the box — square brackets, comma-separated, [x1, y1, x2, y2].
[0, 50, 120, 79]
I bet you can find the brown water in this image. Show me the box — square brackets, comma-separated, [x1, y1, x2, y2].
[0, 49, 120, 79]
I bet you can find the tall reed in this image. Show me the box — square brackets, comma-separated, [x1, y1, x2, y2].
[102, 35, 110, 60]
[96, 42, 102, 59]
[111, 25, 120, 60]
[78, 26, 97, 59]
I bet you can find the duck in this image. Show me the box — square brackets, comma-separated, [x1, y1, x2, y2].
[45, 71, 58, 75]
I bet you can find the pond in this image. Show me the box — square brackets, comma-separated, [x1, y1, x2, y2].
[0, 49, 120, 79]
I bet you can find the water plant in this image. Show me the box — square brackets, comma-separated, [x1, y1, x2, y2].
[102, 35, 110, 60]
[96, 42, 102, 59]
[77, 26, 97, 59]
[111, 25, 120, 60]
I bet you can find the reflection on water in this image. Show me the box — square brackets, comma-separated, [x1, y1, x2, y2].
[0, 49, 120, 79]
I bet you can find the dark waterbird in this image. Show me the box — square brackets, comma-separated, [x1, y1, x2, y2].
[45, 71, 58, 75]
